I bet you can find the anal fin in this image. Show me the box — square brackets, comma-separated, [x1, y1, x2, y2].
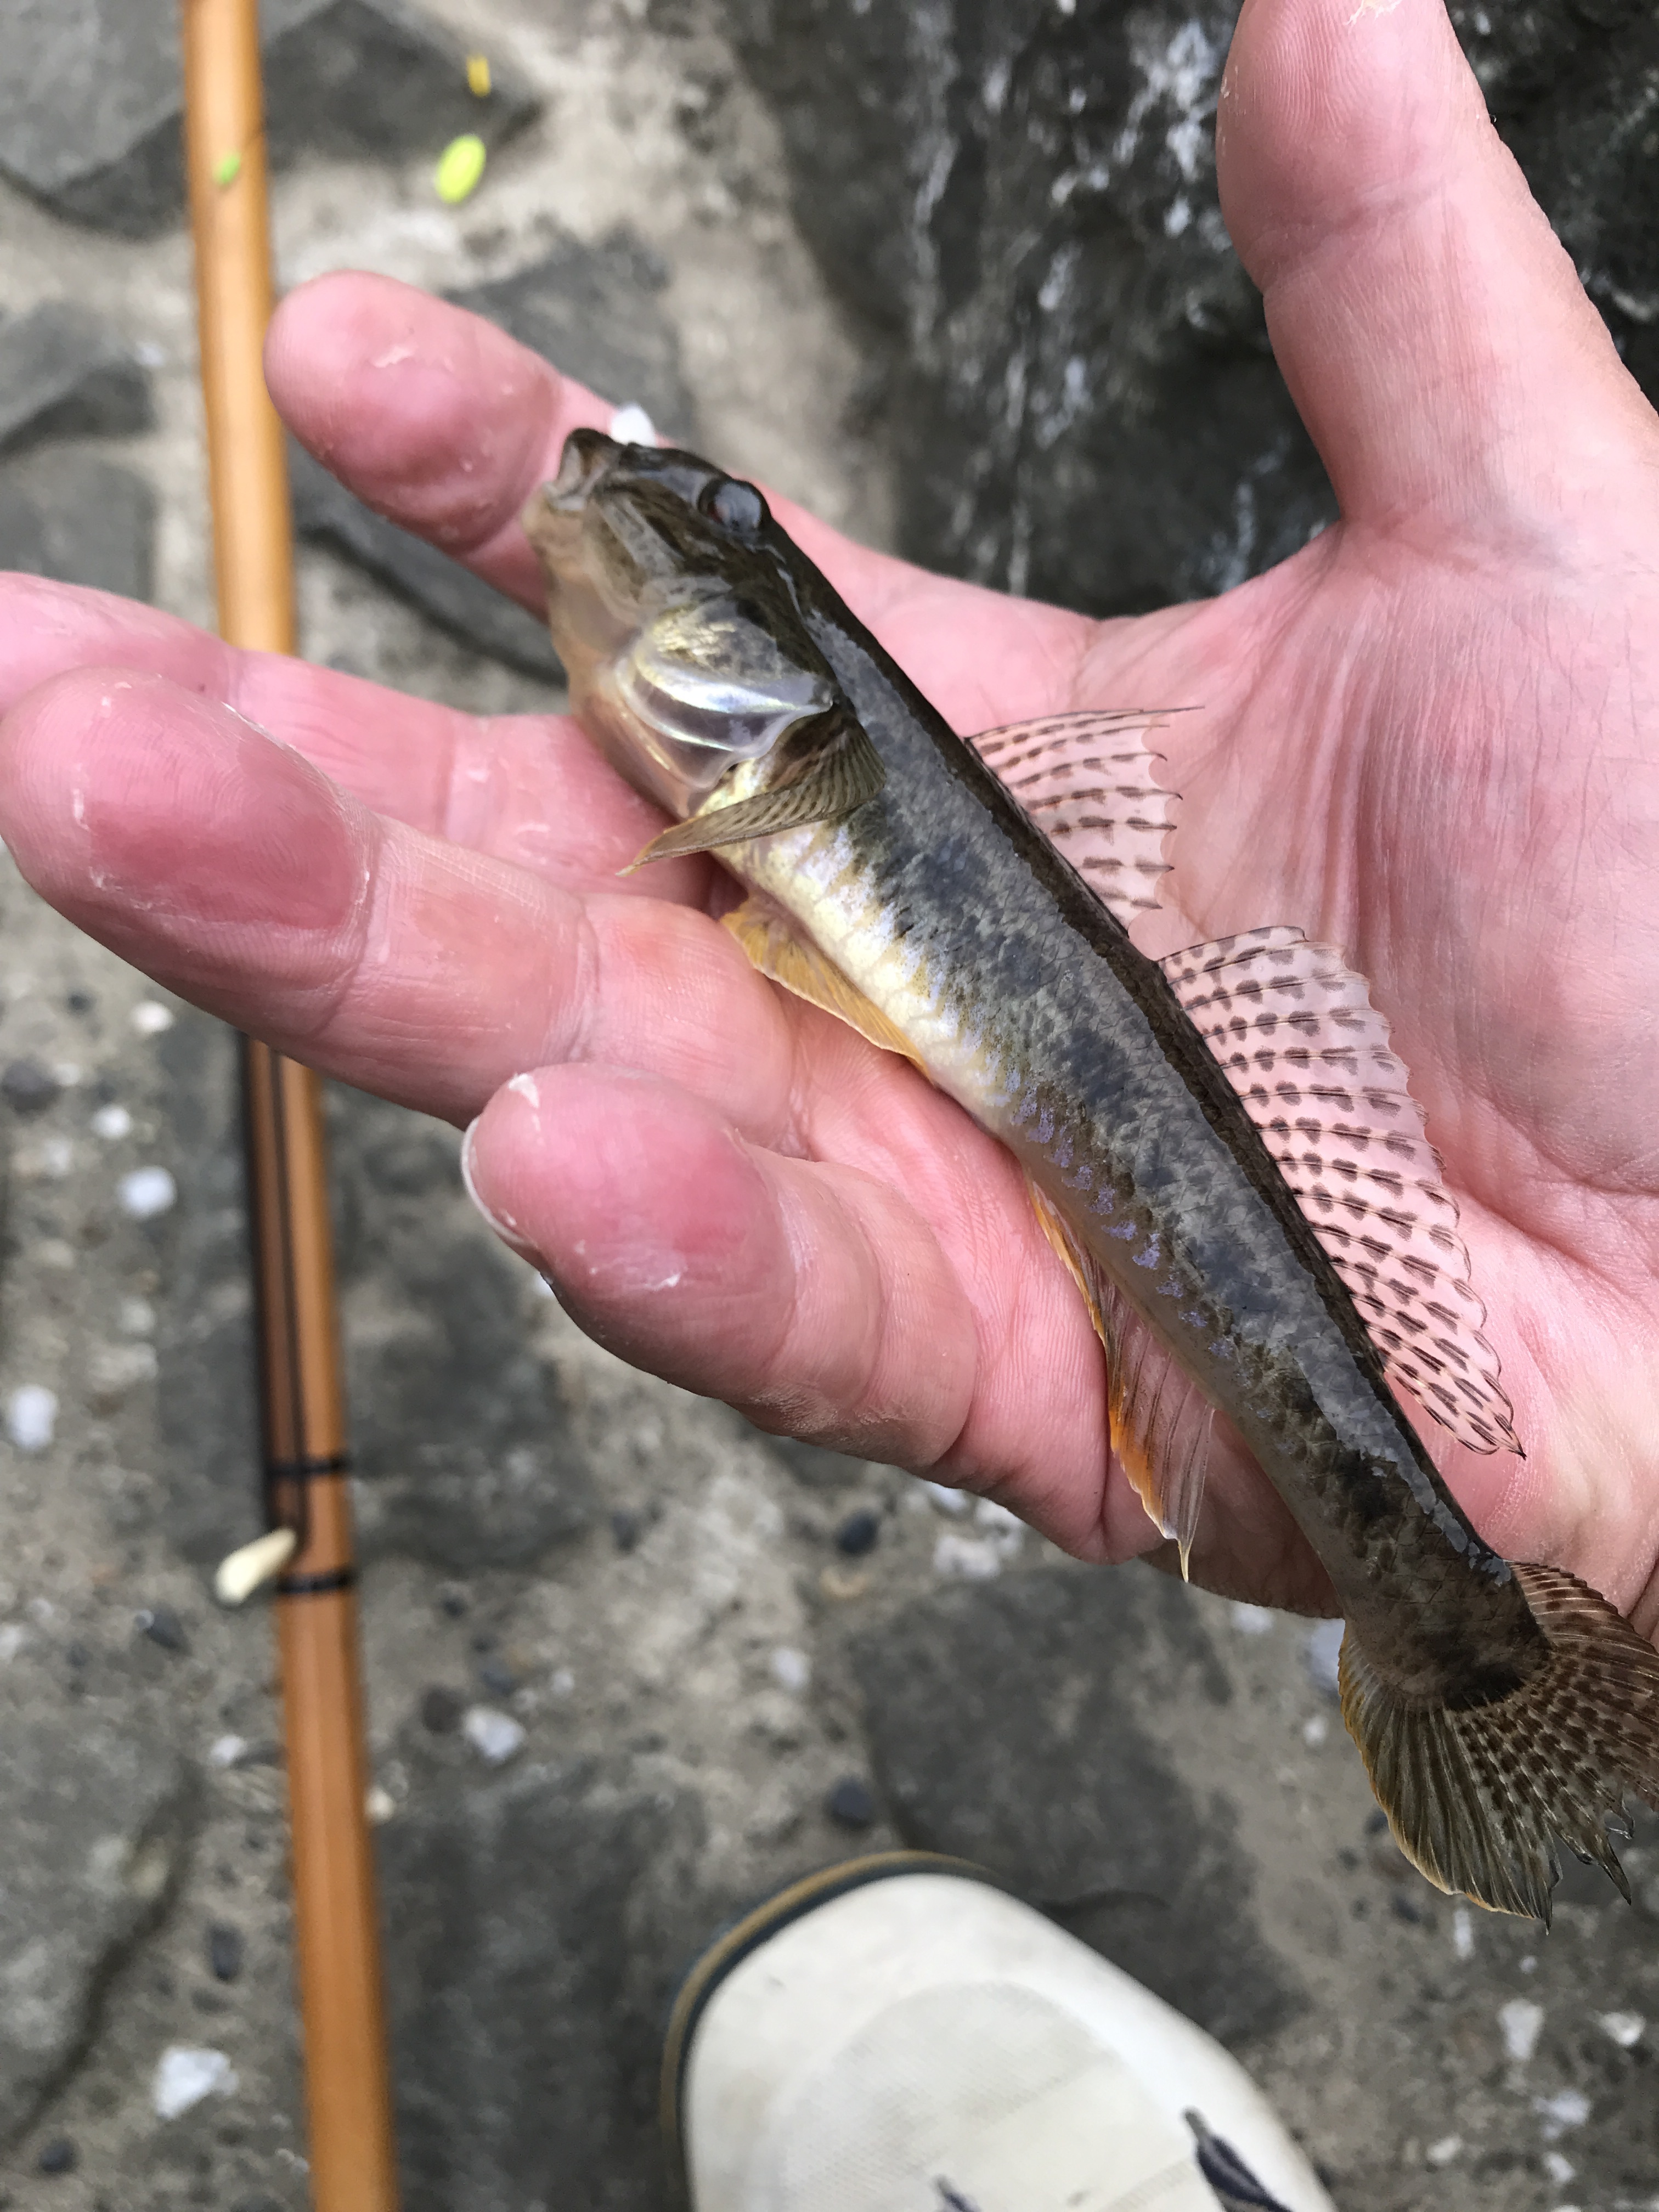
[1026, 1177, 1215, 1572]
[724, 895, 926, 1072]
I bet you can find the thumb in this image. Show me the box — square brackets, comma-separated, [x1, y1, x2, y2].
[1216, 0, 1659, 537]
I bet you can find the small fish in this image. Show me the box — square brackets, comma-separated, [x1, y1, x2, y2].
[524, 431, 1659, 1920]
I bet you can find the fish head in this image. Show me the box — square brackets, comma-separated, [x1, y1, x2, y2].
[523, 430, 842, 821]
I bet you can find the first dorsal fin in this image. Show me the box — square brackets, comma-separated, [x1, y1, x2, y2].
[967, 712, 1180, 928]
[1159, 927, 1521, 1457]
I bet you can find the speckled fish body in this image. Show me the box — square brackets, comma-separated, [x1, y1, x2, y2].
[524, 431, 1659, 1921]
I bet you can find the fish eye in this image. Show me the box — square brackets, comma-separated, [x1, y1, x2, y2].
[699, 476, 769, 533]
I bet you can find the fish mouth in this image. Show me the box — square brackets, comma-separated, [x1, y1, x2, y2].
[543, 427, 623, 514]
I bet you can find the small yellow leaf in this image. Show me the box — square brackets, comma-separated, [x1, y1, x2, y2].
[435, 133, 487, 204]
[213, 150, 242, 189]
[466, 52, 492, 98]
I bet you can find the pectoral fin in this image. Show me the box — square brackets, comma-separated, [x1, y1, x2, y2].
[1026, 1177, 1215, 1572]
[625, 710, 885, 869]
[724, 895, 926, 1071]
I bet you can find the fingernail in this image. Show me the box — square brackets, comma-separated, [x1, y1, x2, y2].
[460, 1116, 544, 1266]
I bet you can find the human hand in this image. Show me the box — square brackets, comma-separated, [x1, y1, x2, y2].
[2, 0, 1656, 1627]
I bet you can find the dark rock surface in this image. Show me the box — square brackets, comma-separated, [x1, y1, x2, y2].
[0, 0, 538, 237]
[0, 303, 154, 456]
[854, 1564, 1300, 2044]
[0, 1707, 194, 2143]
[377, 1754, 705, 2212]
[0, 453, 156, 602]
[724, 0, 1659, 618]
[291, 234, 695, 679]
[725, 0, 1332, 616]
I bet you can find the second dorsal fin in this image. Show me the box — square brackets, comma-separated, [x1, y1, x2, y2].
[1159, 927, 1521, 1457]
[967, 712, 1178, 928]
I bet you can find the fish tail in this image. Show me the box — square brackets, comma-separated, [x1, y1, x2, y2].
[1339, 1564, 1659, 1922]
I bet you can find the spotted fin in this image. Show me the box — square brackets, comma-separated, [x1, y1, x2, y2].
[1341, 1563, 1659, 1920]
[1028, 1178, 1215, 1570]
[967, 712, 1180, 927]
[723, 895, 924, 1071]
[628, 708, 885, 868]
[1160, 926, 1520, 1457]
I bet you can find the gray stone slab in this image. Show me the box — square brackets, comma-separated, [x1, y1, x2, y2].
[853, 1565, 1300, 2044]
[153, 1016, 593, 1572]
[0, 303, 154, 457]
[377, 1756, 704, 2212]
[0, 1707, 195, 2145]
[288, 443, 563, 684]
[152, 1012, 262, 1569]
[0, 0, 538, 237]
[0, 452, 156, 601]
[449, 233, 697, 445]
[329, 1086, 594, 1570]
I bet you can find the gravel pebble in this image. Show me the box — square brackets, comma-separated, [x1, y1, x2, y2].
[834, 1508, 881, 1557]
[826, 1775, 876, 1829]
[206, 1922, 244, 1983]
[117, 1164, 177, 1218]
[462, 1706, 526, 1765]
[6, 1384, 58, 1451]
[2, 1056, 59, 1112]
[152, 2044, 236, 2120]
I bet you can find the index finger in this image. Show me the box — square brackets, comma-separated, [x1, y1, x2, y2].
[266, 273, 1096, 733]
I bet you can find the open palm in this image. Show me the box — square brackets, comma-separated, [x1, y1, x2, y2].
[3, 0, 1656, 1628]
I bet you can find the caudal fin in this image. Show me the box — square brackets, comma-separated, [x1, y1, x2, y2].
[1339, 1564, 1659, 1921]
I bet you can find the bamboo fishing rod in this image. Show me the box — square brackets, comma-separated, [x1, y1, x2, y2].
[179, 4, 399, 2205]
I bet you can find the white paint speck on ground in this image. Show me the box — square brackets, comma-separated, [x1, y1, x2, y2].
[550, 1668, 574, 1699]
[1425, 2136, 1462, 2168]
[769, 1646, 810, 1694]
[153, 2046, 236, 2120]
[1304, 1617, 1345, 1696]
[1598, 2009, 1644, 2047]
[0, 1624, 26, 1662]
[1543, 2151, 1577, 2186]
[364, 1783, 396, 1825]
[208, 1735, 246, 1768]
[610, 403, 657, 444]
[131, 1001, 174, 1036]
[92, 1103, 132, 1139]
[463, 1706, 525, 1764]
[1499, 1997, 1544, 2064]
[1229, 1601, 1274, 1635]
[1534, 2087, 1591, 2141]
[1302, 1713, 1328, 1748]
[119, 1166, 176, 1219]
[1452, 1906, 1474, 1960]
[919, 1479, 970, 1517]
[7, 1386, 58, 1451]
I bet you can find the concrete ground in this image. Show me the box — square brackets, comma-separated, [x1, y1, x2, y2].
[0, 2, 1655, 2209]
